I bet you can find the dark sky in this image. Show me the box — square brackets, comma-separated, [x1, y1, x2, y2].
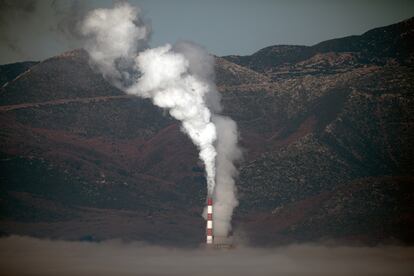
[0, 0, 413, 64]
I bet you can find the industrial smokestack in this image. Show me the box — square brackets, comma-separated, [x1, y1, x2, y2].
[80, 2, 241, 245]
[206, 197, 213, 245]
[206, 197, 234, 249]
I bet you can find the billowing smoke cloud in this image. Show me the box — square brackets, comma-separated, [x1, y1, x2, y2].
[81, 3, 149, 89]
[80, 2, 240, 237]
[127, 43, 218, 193]
[1, 236, 413, 276]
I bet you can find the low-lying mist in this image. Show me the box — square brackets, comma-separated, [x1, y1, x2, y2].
[0, 236, 413, 276]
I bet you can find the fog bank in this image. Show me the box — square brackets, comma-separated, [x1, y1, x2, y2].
[0, 236, 413, 276]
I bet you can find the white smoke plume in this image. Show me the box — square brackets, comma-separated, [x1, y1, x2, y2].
[127, 44, 218, 194]
[81, 3, 149, 89]
[80, 2, 241, 237]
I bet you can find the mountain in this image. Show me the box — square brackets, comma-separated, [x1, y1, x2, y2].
[0, 61, 38, 88]
[224, 17, 414, 78]
[0, 18, 413, 246]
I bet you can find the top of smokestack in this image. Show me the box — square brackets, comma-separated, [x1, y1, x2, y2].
[207, 198, 213, 206]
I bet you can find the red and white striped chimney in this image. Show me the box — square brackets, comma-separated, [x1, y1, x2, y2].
[206, 197, 213, 244]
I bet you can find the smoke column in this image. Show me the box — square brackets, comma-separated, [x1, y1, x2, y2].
[80, 2, 240, 237]
[212, 115, 241, 235]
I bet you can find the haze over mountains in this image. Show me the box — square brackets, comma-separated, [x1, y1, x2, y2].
[0, 17, 413, 246]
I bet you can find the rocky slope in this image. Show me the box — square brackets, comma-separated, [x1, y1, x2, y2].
[0, 18, 413, 246]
